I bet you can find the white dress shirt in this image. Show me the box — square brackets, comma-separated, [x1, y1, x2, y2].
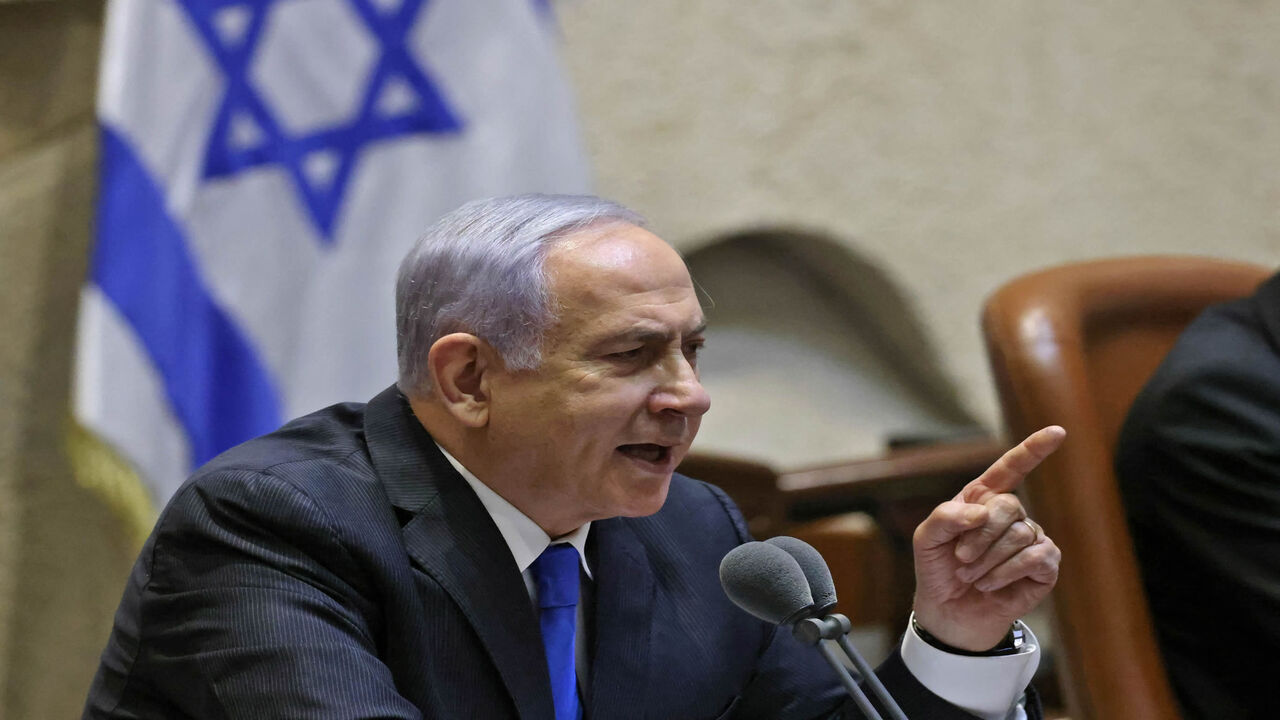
[438, 446, 1037, 720]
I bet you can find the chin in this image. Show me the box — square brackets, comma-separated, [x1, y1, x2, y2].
[613, 479, 672, 519]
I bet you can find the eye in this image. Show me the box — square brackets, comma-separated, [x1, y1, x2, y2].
[608, 347, 646, 361]
[683, 339, 705, 363]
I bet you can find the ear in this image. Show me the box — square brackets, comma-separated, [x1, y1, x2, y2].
[427, 333, 495, 427]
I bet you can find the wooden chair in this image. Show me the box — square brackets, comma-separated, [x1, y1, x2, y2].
[981, 256, 1270, 720]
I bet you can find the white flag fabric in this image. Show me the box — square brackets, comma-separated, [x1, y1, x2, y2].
[76, 0, 591, 504]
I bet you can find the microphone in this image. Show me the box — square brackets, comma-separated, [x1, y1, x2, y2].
[717, 541, 815, 625]
[720, 537, 908, 720]
[763, 536, 837, 616]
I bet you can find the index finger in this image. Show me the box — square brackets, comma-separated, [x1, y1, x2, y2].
[957, 426, 1066, 504]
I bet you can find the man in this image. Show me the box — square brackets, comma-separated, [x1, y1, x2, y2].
[1115, 270, 1280, 720]
[84, 195, 1063, 719]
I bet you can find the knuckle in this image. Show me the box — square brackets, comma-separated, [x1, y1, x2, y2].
[1035, 561, 1060, 583]
[990, 494, 1022, 516]
[1028, 542, 1059, 567]
[974, 523, 1000, 541]
[973, 529, 1001, 548]
[1008, 522, 1035, 545]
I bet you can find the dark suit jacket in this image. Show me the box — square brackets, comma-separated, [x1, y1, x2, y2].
[83, 386, 986, 719]
[1116, 271, 1280, 720]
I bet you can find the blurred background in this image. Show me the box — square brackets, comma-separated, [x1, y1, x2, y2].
[1, 0, 1277, 717]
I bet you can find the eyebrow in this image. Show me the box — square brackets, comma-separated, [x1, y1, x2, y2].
[598, 319, 708, 347]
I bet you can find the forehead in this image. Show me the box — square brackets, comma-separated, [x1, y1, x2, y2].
[545, 223, 703, 337]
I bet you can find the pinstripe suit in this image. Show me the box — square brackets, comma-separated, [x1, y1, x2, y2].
[83, 386, 983, 719]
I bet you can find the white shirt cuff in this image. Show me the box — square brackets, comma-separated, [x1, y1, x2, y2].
[899, 615, 1039, 720]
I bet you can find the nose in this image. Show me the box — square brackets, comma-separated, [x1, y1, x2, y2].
[648, 353, 711, 418]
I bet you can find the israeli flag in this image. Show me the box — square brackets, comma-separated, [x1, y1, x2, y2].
[76, 0, 590, 504]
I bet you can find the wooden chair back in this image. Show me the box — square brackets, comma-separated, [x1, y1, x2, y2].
[981, 256, 1270, 720]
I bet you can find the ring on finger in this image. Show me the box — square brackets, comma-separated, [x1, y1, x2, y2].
[1021, 517, 1043, 540]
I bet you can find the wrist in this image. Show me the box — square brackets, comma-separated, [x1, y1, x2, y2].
[910, 613, 1025, 657]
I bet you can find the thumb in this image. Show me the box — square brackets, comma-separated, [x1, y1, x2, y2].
[914, 501, 988, 553]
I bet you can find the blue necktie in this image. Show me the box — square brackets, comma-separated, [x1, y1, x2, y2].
[531, 544, 582, 720]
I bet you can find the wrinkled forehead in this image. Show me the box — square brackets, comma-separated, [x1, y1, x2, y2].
[543, 223, 701, 334]
[547, 222, 693, 293]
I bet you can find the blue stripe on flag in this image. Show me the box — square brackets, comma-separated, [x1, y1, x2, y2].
[93, 125, 283, 468]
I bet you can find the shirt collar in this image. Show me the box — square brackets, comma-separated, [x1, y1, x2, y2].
[436, 444, 593, 579]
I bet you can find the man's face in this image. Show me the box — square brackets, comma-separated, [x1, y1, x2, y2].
[485, 222, 711, 533]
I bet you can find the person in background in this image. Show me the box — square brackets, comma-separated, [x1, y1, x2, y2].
[84, 194, 1063, 719]
[1116, 270, 1280, 720]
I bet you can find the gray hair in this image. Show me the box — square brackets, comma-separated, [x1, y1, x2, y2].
[395, 194, 646, 396]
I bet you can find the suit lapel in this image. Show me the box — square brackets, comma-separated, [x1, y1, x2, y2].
[587, 518, 656, 720]
[365, 386, 555, 720]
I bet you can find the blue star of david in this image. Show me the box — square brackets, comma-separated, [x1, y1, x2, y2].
[178, 0, 463, 243]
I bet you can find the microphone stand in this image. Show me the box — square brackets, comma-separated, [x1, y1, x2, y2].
[792, 613, 909, 720]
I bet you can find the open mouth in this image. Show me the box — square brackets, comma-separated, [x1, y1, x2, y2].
[617, 443, 672, 465]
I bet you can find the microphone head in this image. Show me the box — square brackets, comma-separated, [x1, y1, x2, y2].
[719, 541, 815, 625]
[765, 536, 838, 615]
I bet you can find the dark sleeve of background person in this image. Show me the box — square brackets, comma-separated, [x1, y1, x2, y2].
[1115, 277, 1280, 720]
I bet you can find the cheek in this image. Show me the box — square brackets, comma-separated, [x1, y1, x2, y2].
[562, 377, 651, 423]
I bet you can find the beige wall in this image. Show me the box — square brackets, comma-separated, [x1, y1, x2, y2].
[1, 1, 1278, 717]
[559, 0, 1280, 429]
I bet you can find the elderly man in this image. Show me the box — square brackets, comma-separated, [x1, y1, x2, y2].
[84, 195, 1062, 720]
